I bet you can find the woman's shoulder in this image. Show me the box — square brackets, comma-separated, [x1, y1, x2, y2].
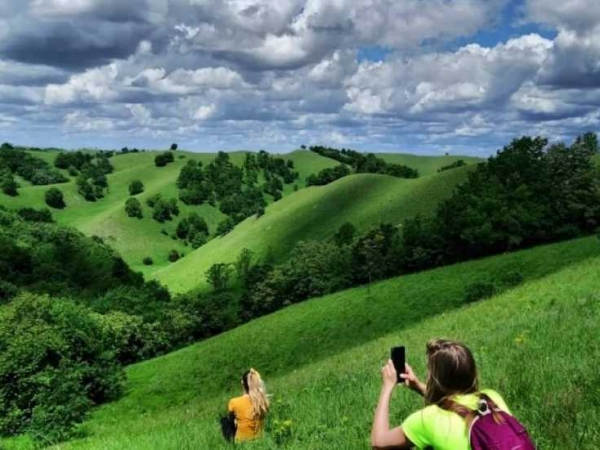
[228, 395, 249, 408]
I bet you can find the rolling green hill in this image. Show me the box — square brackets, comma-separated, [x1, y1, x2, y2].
[154, 167, 474, 293]
[8, 235, 594, 450]
[0, 150, 338, 275]
[378, 153, 482, 176]
[0, 148, 480, 289]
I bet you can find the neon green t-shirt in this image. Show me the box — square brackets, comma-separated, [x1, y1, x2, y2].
[402, 389, 510, 450]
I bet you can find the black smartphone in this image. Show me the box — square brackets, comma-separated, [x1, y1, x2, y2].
[391, 346, 406, 384]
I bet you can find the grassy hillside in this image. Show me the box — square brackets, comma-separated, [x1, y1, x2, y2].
[154, 167, 473, 293]
[377, 153, 483, 176]
[6, 236, 593, 450]
[0, 150, 337, 275]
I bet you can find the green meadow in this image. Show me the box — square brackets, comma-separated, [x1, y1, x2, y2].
[5, 235, 591, 450]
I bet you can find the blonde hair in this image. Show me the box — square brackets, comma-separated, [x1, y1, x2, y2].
[243, 368, 270, 419]
[425, 338, 479, 410]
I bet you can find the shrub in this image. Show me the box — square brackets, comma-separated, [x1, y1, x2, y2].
[463, 281, 498, 303]
[143, 257, 154, 266]
[0, 294, 124, 442]
[128, 180, 144, 196]
[1, 174, 18, 196]
[155, 152, 174, 167]
[217, 217, 236, 236]
[125, 198, 143, 219]
[45, 187, 66, 209]
[17, 207, 54, 223]
[168, 250, 180, 262]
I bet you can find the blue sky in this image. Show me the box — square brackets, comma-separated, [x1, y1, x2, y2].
[0, 0, 599, 155]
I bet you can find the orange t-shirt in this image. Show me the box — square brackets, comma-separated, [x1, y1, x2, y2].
[228, 395, 264, 442]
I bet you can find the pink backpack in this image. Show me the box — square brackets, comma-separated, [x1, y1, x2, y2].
[457, 394, 536, 450]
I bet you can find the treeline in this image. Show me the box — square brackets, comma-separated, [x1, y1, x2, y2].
[0, 143, 68, 196]
[196, 133, 600, 335]
[177, 151, 298, 225]
[438, 159, 467, 172]
[306, 145, 418, 186]
[0, 207, 236, 442]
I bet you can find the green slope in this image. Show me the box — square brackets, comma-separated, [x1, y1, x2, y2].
[25, 236, 599, 450]
[0, 150, 337, 276]
[377, 153, 483, 176]
[154, 167, 472, 293]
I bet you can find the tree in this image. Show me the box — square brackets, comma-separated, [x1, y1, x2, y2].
[1, 174, 18, 196]
[333, 222, 356, 247]
[155, 152, 174, 167]
[205, 263, 233, 291]
[17, 208, 54, 223]
[45, 187, 66, 209]
[143, 257, 154, 266]
[0, 294, 123, 441]
[235, 249, 254, 287]
[217, 217, 236, 236]
[168, 250, 180, 263]
[125, 198, 143, 219]
[170, 143, 178, 151]
[129, 180, 144, 196]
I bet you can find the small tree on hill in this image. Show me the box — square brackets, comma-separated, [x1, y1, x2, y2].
[45, 188, 66, 209]
[168, 250, 180, 262]
[217, 217, 236, 236]
[333, 222, 356, 247]
[206, 263, 233, 291]
[128, 180, 144, 196]
[1, 174, 18, 197]
[125, 198, 143, 219]
[170, 143, 178, 151]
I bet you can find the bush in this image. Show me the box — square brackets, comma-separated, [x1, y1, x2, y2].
[1, 174, 18, 196]
[143, 257, 154, 266]
[125, 198, 143, 219]
[463, 281, 498, 303]
[168, 250, 180, 262]
[128, 180, 144, 196]
[0, 294, 124, 442]
[17, 207, 54, 223]
[217, 217, 236, 236]
[45, 187, 66, 209]
[155, 152, 175, 167]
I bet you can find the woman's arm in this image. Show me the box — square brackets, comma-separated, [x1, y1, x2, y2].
[371, 360, 413, 450]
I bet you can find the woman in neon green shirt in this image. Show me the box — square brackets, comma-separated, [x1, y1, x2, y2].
[371, 339, 511, 450]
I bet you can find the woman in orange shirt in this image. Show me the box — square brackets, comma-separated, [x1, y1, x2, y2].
[228, 368, 270, 442]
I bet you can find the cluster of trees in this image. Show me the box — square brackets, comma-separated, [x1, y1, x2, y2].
[176, 152, 297, 226]
[438, 159, 468, 172]
[306, 164, 351, 186]
[155, 152, 175, 167]
[0, 206, 243, 442]
[176, 213, 210, 249]
[146, 194, 179, 222]
[308, 145, 419, 183]
[59, 151, 114, 202]
[193, 133, 600, 337]
[0, 144, 68, 196]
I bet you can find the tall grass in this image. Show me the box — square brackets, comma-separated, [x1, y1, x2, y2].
[7, 236, 592, 450]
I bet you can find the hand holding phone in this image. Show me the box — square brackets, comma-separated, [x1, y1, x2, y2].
[391, 346, 406, 384]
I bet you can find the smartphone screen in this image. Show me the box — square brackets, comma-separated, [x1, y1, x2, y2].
[391, 346, 405, 384]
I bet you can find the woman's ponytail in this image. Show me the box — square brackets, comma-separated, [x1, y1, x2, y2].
[246, 368, 270, 419]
